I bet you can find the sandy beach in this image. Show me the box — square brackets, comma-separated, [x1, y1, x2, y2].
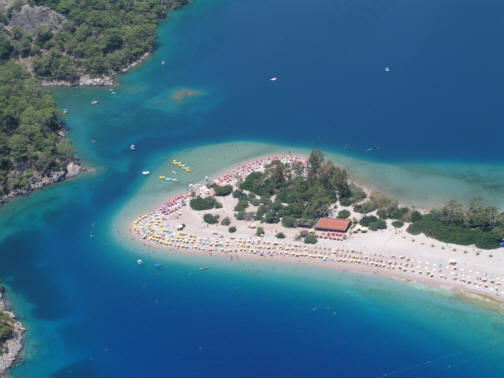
[129, 155, 504, 307]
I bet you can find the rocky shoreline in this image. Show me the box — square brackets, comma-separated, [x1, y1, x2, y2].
[40, 52, 151, 88]
[0, 161, 84, 206]
[0, 288, 25, 377]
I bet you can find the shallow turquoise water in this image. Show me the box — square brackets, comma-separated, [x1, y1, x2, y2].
[2, 0, 504, 376]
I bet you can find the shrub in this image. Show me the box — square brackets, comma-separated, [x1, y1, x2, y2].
[353, 201, 377, 214]
[214, 185, 233, 196]
[264, 211, 280, 224]
[229, 226, 237, 233]
[282, 215, 297, 228]
[349, 184, 367, 202]
[234, 199, 249, 212]
[215, 201, 223, 209]
[389, 206, 410, 220]
[256, 227, 265, 236]
[337, 210, 350, 219]
[377, 208, 388, 219]
[233, 189, 247, 200]
[276, 232, 285, 239]
[250, 198, 261, 206]
[203, 214, 219, 224]
[339, 198, 352, 207]
[406, 213, 500, 249]
[190, 196, 217, 211]
[360, 216, 378, 227]
[235, 211, 246, 220]
[411, 210, 423, 222]
[221, 217, 231, 226]
[392, 220, 404, 228]
[304, 234, 317, 244]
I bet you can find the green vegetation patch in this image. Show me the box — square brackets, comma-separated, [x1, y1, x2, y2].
[407, 200, 504, 249]
[203, 213, 219, 224]
[0, 62, 76, 197]
[337, 210, 350, 219]
[239, 151, 356, 227]
[214, 184, 233, 196]
[190, 196, 219, 211]
[0, 310, 14, 352]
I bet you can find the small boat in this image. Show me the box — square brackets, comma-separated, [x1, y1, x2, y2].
[185, 168, 191, 173]
[171, 170, 176, 174]
[172, 178, 178, 182]
[165, 177, 172, 181]
[159, 176, 166, 179]
[142, 171, 150, 175]
[63, 108, 68, 114]
[177, 163, 183, 167]
[270, 77, 278, 81]
[91, 100, 98, 105]
[172, 160, 178, 164]
[111, 91, 116, 95]
[130, 144, 136, 150]
[385, 66, 391, 72]
[161, 61, 165, 65]
[137, 259, 143, 265]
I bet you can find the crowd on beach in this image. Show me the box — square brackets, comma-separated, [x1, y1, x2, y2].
[132, 155, 504, 302]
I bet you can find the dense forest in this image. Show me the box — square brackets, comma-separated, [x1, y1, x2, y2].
[0, 0, 189, 81]
[0, 62, 75, 199]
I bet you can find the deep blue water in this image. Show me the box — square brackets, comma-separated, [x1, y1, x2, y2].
[2, 0, 504, 376]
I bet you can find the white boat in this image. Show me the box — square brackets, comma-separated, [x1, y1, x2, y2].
[142, 171, 150, 175]
[130, 144, 136, 150]
[162, 60, 165, 65]
[172, 178, 179, 182]
[172, 170, 177, 174]
[385, 66, 391, 72]
[270, 77, 278, 81]
[137, 259, 143, 265]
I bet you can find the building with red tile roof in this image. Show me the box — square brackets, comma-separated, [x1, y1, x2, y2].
[315, 218, 351, 232]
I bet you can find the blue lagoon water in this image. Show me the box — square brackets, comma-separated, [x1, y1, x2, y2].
[3, 0, 504, 376]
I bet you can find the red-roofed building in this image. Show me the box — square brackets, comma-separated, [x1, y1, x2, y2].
[315, 218, 351, 233]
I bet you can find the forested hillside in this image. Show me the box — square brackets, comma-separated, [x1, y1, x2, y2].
[0, 0, 189, 203]
[0, 0, 189, 81]
[0, 61, 78, 201]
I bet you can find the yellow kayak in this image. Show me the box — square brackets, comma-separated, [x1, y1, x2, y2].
[159, 176, 166, 179]
[185, 168, 191, 173]
[177, 163, 183, 167]
[172, 160, 178, 164]
[63, 109, 68, 114]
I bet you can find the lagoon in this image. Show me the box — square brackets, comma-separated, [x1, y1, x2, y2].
[2, 0, 504, 376]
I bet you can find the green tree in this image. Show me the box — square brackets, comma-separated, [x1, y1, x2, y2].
[308, 150, 324, 180]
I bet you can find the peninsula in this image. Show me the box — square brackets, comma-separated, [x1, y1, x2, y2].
[0, 0, 190, 205]
[131, 151, 504, 304]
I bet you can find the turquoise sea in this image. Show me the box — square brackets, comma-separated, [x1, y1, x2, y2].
[2, 0, 504, 376]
